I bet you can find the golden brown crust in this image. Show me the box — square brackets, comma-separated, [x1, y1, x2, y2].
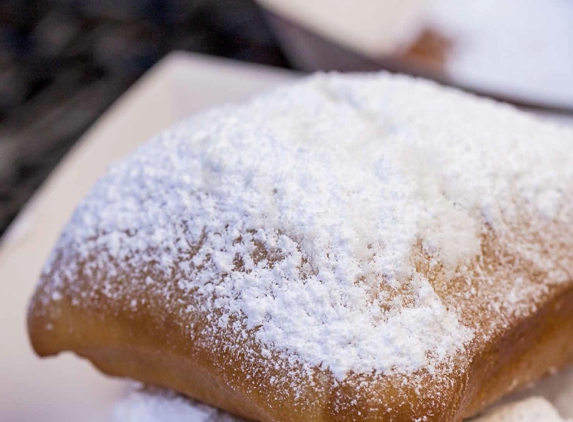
[28, 275, 573, 421]
[461, 282, 573, 419]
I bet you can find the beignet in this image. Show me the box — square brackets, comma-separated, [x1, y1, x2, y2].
[28, 73, 573, 421]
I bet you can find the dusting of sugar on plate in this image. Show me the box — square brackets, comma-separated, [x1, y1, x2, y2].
[111, 385, 571, 422]
[111, 386, 244, 422]
[37, 72, 573, 384]
[475, 397, 568, 422]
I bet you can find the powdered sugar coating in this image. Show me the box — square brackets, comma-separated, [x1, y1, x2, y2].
[39, 73, 573, 383]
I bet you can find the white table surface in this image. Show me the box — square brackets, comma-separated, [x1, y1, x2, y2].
[0, 52, 294, 422]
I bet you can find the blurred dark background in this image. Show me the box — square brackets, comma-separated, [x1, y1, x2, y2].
[0, 0, 291, 235]
[1, 0, 572, 236]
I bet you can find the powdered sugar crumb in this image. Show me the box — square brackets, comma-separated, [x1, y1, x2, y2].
[111, 385, 245, 422]
[111, 385, 571, 422]
[38, 72, 573, 384]
[477, 397, 568, 422]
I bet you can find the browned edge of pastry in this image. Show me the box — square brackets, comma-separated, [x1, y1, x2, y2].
[460, 282, 573, 419]
[28, 281, 573, 421]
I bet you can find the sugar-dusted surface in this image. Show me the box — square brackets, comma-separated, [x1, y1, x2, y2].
[33, 73, 573, 406]
[112, 385, 571, 422]
[111, 386, 245, 422]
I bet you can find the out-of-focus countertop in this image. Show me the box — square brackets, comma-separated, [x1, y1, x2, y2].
[257, 0, 573, 112]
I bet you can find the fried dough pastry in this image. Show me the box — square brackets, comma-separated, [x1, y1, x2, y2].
[28, 74, 573, 421]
